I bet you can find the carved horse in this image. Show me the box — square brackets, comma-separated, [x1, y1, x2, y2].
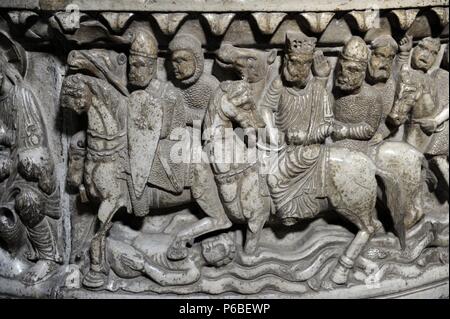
[203, 79, 408, 285]
[388, 66, 448, 189]
[217, 43, 428, 231]
[62, 49, 233, 288]
[216, 43, 416, 284]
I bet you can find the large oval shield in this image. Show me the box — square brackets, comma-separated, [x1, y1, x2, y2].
[128, 90, 163, 198]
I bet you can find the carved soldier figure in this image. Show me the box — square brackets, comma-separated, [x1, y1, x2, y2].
[416, 44, 449, 187]
[260, 32, 333, 225]
[388, 36, 447, 191]
[127, 30, 231, 262]
[391, 37, 442, 153]
[333, 36, 426, 230]
[127, 30, 186, 205]
[366, 35, 399, 141]
[332, 36, 381, 150]
[169, 32, 219, 126]
[0, 47, 61, 284]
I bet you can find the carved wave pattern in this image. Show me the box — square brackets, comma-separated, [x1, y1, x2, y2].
[102, 214, 447, 295]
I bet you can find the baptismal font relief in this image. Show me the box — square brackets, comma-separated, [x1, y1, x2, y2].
[0, 0, 448, 298]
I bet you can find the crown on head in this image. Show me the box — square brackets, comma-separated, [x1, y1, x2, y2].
[286, 32, 317, 57]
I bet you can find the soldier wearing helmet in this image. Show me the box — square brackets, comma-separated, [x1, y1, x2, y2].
[169, 32, 219, 126]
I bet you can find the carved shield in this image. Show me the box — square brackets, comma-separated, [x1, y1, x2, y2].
[128, 90, 163, 198]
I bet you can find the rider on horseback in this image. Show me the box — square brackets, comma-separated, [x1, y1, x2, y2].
[260, 32, 333, 226]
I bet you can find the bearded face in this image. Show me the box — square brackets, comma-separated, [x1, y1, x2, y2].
[128, 55, 156, 89]
[368, 46, 396, 82]
[411, 41, 439, 72]
[335, 58, 366, 92]
[171, 50, 196, 81]
[282, 53, 312, 88]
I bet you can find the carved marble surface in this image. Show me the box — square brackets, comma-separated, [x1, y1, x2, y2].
[0, 1, 448, 299]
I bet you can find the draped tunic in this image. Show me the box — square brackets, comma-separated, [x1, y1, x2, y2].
[0, 83, 59, 218]
[262, 76, 333, 223]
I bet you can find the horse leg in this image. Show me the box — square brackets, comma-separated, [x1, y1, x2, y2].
[167, 163, 232, 261]
[240, 171, 270, 254]
[431, 155, 449, 189]
[327, 148, 380, 285]
[244, 216, 266, 254]
[330, 215, 374, 285]
[375, 142, 425, 230]
[83, 198, 121, 288]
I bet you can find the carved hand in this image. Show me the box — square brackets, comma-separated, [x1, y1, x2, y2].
[413, 117, 438, 134]
[368, 133, 384, 146]
[312, 50, 331, 78]
[120, 254, 145, 271]
[286, 129, 307, 145]
[332, 122, 349, 140]
[399, 35, 413, 53]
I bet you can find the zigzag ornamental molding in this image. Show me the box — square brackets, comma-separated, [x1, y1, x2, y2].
[251, 12, 287, 35]
[299, 12, 335, 34]
[151, 13, 188, 35]
[201, 13, 236, 36]
[390, 9, 421, 30]
[431, 7, 450, 26]
[2, 0, 447, 12]
[7, 10, 38, 26]
[99, 12, 134, 34]
[347, 10, 383, 32]
[53, 10, 88, 33]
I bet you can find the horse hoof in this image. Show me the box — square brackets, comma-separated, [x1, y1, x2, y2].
[82, 270, 107, 289]
[167, 245, 188, 261]
[330, 265, 349, 285]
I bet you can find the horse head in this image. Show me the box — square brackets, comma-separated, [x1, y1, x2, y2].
[388, 66, 422, 127]
[61, 49, 130, 115]
[67, 49, 128, 95]
[216, 43, 277, 84]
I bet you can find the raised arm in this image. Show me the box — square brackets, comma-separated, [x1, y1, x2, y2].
[259, 77, 283, 148]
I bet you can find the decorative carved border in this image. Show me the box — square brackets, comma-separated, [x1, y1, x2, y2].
[0, 0, 448, 12]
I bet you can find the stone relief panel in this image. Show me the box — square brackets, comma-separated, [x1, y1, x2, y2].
[0, 1, 448, 298]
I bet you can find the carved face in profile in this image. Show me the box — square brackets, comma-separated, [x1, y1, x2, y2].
[128, 54, 156, 89]
[335, 58, 366, 92]
[61, 75, 91, 115]
[282, 53, 312, 88]
[411, 39, 439, 72]
[201, 233, 236, 267]
[368, 45, 396, 82]
[171, 49, 196, 81]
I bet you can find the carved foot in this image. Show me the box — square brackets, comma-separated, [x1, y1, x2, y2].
[82, 269, 108, 289]
[21, 259, 59, 285]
